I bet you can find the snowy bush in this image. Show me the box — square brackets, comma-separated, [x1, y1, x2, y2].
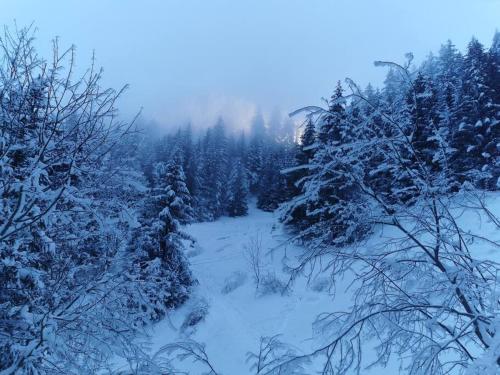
[244, 235, 288, 296]
[181, 299, 210, 333]
[258, 272, 288, 297]
[244, 235, 264, 290]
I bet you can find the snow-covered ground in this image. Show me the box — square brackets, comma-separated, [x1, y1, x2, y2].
[149, 202, 317, 373]
[148, 194, 500, 374]
[147, 201, 386, 374]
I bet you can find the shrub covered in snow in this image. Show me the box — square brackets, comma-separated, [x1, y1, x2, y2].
[258, 272, 289, 297]
[181, 299, 210, 335]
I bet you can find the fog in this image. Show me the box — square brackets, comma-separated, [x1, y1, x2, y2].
[2, 0, 499, 131]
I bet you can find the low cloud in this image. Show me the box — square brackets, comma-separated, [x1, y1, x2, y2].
[153, 94, 258, 133]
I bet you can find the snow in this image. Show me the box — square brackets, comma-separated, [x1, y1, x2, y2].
[148, 199, 404, 374]
[143, 193, 500, 374]
[150, 201, 322, 372]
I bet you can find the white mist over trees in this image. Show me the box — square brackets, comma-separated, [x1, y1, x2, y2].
[137, 111, 297, 222]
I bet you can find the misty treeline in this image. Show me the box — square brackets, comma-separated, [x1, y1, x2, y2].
[136, 111, 297, 221]
[1, 22, 499, 375]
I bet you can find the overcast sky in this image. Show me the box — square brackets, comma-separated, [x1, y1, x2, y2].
[1, 0, 499, 130]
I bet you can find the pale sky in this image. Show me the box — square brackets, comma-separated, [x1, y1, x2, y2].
[1, 0, 499, 130]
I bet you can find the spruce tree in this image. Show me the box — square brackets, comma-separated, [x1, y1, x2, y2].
[486, 31, 500, 189]
[247, 112, 267, 193]
[257, 150, 285, 211]
[282, 82, 369, 244]
[130, 162, 194, 320]
[283, 117, 316, 210]
[296, 118, 316, 166]
[180, 124, 200, 201]
[197, 119, 230, 220]
[452, 38, 496, 188]
[406, 72, 440, 171]
[227, 159, 249, 217]
[162, 160, 195, 224]
[436, 40, 463, 113]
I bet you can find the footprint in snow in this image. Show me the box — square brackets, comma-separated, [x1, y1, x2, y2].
[216, 244, 231, 252]
[220, 271, 248, 294]
[186, 244, 203, 258]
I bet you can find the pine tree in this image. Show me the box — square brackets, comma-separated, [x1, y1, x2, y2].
[247, 112, 267, 193]
[161, 160, 195, 224]
[180, 124, 200, 201]
[197, 119, 230, 220]
[486, 31, 500, 189]
[452, 38, 496, 188]
[130, 163, 194, 320]
[296, 118, 316, 166]
[406, 72, 441, 171]
[257, 150, 285, 211]
[227, 159, 249, 217]
[282, 118, 316, 216]
[282, 82, 370, 244]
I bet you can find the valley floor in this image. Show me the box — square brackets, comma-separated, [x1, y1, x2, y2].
[149, 200, 402, 374]
[146, 193, 500, 374]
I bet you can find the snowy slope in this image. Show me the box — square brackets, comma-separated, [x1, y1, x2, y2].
[147, 201, 387, 374]
[148, 194, 500, 374]
[149, 202, 320, 373]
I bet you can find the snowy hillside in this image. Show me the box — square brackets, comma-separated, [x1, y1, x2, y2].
[149, 201, 324, 373]
[146, 201, 391, 374]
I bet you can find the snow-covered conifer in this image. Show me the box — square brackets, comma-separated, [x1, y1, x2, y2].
[227, 159, 249, 217]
